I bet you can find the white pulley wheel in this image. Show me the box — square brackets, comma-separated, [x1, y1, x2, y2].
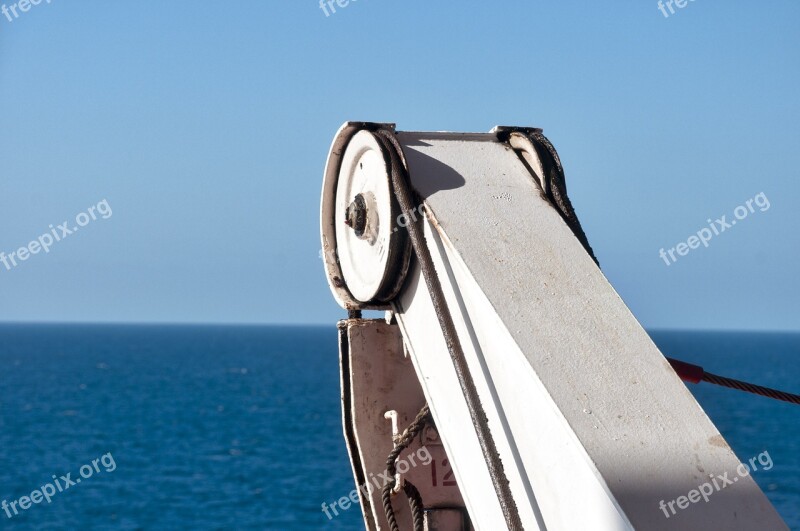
[334, 130, 408, 303]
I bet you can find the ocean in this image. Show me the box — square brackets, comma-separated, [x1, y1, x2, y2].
[0, 325, 797, 530]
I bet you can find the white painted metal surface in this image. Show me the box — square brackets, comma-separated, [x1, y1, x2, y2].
[394, 131, 785, 530]
[322, 123, 788, 530]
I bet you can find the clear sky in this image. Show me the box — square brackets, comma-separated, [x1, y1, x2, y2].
[0, 1, 797, 329]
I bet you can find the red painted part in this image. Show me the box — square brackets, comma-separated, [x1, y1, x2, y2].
[667, 358, 704, 384]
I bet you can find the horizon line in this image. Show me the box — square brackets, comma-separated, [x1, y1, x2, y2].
[0, 321, 797, 334]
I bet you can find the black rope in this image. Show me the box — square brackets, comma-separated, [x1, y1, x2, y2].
[528, 131, 599, 266]
[381, 405, 432, 531]
[376, 129, 525, 531]
[403, 480, 425, 530]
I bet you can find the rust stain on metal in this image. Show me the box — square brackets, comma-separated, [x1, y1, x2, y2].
[708, 435, 726, 448]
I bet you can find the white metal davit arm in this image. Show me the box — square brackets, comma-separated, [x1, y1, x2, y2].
[320, 122, 787, 531]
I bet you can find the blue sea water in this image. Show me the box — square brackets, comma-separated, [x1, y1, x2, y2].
[0, 325, 797, 530]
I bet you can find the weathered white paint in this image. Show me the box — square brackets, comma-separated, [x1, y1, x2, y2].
[324, 124, 787, 530]
[392, 131, 786, 530]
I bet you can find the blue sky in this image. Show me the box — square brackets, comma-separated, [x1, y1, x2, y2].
[0, 1, 797, 329]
